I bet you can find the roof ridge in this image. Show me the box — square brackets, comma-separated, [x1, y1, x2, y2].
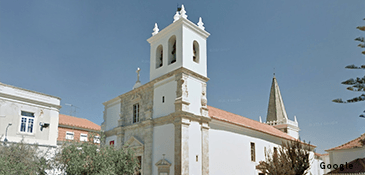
[207, 105, 264, 124]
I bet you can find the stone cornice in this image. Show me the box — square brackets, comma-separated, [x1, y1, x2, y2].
[147, 18, 210, 44]
[103, 67, 209, 106]
[104, 111, 211, 137]
[0, 82, 61, 100]
[0, 92, 62, 110]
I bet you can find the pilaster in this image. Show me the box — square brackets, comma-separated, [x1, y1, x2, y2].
[201, 122, 209, 175]
[175, 73, 190, 112]
[174, 117, 190, 175]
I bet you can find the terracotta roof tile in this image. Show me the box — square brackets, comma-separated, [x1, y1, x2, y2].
[208, 106, 302, 142]
[326, 133, 365, 151]
[59, 114, 101, 131]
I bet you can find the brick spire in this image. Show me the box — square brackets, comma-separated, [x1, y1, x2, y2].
[266, 76, 288, 123]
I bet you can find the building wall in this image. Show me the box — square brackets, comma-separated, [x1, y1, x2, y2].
[181, 25, 207, 77]
[104, 99, 121, 131]
[189, 121, 202, 175]
[329, 147, 365, 170]
[149, 26, 183, 81]
[153, 76, 176, 118]
[57, 126, 99, 143]
[0, 83, 60, 147]
[152, 123, 175, 175]
[209, 119, 322, 175]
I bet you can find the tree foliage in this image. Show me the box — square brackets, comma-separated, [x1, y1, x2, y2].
[54, 132, 139, 175]
[256, 139, 311, 175]
[333, 18, 365, 118]
[0, 139, 50, 175]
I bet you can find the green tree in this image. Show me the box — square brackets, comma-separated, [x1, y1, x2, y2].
[0, 139, 50, 175]
[54, 132, 139, 175]
[333, 18, 365, 118]
[256, 139, 311, 175]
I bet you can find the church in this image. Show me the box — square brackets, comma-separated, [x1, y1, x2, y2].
[102, 5, 323, 175]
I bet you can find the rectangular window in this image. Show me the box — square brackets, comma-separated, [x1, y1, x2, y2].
[133, 103, 139, 123]
[20, 111, 34, 133]
[80, 133, 88, 142]
[251, 142, 255, 162]
[94, 136, 100, 144]
[66, 131, 74, 140]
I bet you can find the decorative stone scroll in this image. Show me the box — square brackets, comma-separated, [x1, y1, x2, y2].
[175, 73, 190, 112]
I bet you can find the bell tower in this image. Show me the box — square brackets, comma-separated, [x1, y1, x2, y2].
[147, 5, 210, 81]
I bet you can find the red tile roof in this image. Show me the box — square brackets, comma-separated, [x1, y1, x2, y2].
[208, 106, 300, 142]
[326, 133, 365, 151]
[59, 114, 101, 131]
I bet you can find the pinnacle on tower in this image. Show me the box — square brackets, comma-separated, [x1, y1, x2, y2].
[180, 4, 187, 19]
[197, 17, 205, 30]
[152, 23, 159, 36]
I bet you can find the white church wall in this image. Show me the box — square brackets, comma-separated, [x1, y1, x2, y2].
[149, 26, 183, 81]
[209, 120, 283, 175]
[153, 76, 176, 118]
[152, 123, 175, 175]
[104, 100, 120, 131]
[287, 127, 299, 139]
[186, 77, 203, 115]
[189, 121, 202, 175]
[181, 25, 207, 77]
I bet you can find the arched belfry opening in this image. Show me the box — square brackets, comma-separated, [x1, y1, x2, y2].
[156, 45, 163, 68]
[193, 41, 199, 63]
[168, 35, 177, 65]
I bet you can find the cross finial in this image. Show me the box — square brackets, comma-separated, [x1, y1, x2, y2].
[273, 68, 275, 76]
[136, 67, 141, 82]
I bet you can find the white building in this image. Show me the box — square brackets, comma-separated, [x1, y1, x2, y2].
[0, 82, 61, 148]
[102, 5, 323, 175]
[321, 133, 365, 174]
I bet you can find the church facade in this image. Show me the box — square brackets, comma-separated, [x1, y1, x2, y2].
[102, 5, 323, 175]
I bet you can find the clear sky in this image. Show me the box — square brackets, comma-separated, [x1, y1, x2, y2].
[1, 0, 364, 153]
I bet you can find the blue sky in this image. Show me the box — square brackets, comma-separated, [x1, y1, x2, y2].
[1, 0, 364, 153]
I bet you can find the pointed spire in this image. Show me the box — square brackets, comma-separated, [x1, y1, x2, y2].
[173, 11, 180, 22]
[197, 17, 205, 30]
[180, 4, 187, 19]
[294, 116, 298, 123]
[152, 23, 159, 36]
[266, 76, 288, 123]
[259, 116, 262, 123]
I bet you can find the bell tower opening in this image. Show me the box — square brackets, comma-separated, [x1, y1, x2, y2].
[168, 35, 177, 65]
[193, 40, 199, 63]
[156, 45, 163, 68]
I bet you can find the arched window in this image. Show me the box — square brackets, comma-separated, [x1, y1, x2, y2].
[168, 35, 176, 65]
[156, 45, 163, 68]
[193, 41, 199, 63]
